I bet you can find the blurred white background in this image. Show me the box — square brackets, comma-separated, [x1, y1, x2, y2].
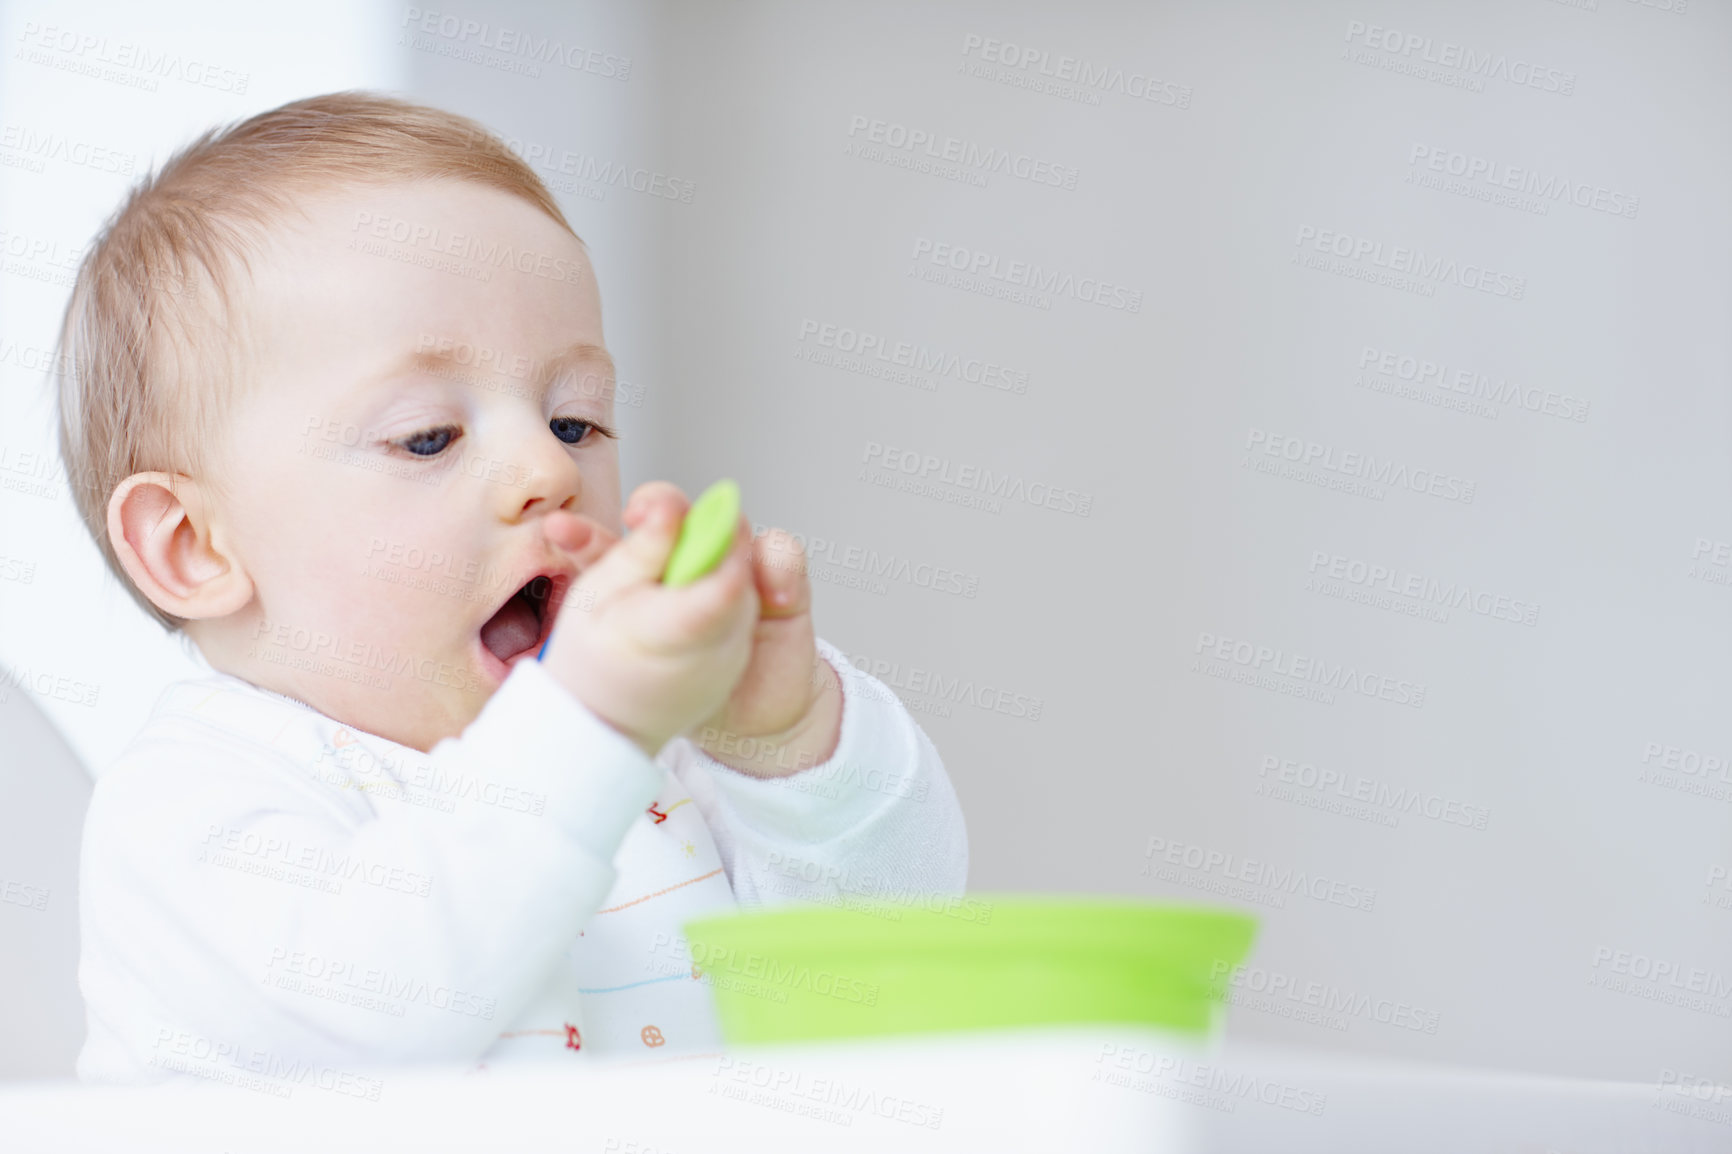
[2, 0, 1728, 1086]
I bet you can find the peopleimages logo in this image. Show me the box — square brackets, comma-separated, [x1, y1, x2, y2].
[711, 1057, 945, 1130]
[796, 319, 1030, 394]
[861, 441, 1092, 517]
[1144, 836, 1378, 913]
[1307, 549, 1539, 627]
[1407, 145, 1638, 219]
[689, 944, 879, 1006]
[829, 647, 1044, 722]
[0, 662, 100, 708]
[200, 824, 434, 897]
[1257, 754, 1491, 831]
[399, 8, 631, 79]
[1093, 1044, 1327, 1116]
[1246, 428, 1477, 505]
[0, 877, 49, 912]
[263, 947, 497, 1019]
[1294, 225, 1526, 300]
[959, 34, 1193, 108]
[1589, 945, 1732, 1010]
[1342, 20, 1576, 95]
[349, 210, 587, 283]
[750, 523, 981, 599]
[15, 21, 251, 94]
[0, 228, 86, 277]
[1194, 630, 1427, 708]
[910, 238, 1144, 312]
[0, 336, 77, 377]
[1211, 960, 1442, 1034]
[0, 123, 136, 175]
[501, 135, 694, 204]
[846, 114, 1080, 189]
[1357, 345, 1589, 423]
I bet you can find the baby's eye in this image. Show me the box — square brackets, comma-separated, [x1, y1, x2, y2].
[551, 416, 618, 446]
[392, 425, 461, 457]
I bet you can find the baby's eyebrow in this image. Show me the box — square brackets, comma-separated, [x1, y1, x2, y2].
[385, 339, 617, 397]
[539, 340, 617, 390]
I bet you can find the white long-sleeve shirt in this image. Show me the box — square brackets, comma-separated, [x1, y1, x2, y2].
[74, 637, 967, 1087]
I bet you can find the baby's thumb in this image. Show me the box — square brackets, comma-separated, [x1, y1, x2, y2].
[575, 497, 682, 604]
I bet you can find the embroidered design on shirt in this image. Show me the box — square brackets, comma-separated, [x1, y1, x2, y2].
[594, 868, 725, 915]
[499, 1024, 582, 1051]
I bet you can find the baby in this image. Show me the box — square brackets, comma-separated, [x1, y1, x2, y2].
[52, 91, 966, 1087]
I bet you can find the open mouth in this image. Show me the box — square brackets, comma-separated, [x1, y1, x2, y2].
[479, 572, 570, 665]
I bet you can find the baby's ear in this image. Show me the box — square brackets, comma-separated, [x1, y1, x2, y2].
[107, 472, 253, 621]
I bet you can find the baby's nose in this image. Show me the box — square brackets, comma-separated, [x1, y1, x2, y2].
[504, 451, 583, 522]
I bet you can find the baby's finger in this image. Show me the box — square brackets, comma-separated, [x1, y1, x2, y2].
[750, 525, 810, 618]
[575, 493, 686, 606]
[542, 510, 614, 567]
[621, 535, 758, 653]
[623, 481, 690, 532]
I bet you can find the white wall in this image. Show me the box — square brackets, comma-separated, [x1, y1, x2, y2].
[0, 0, 407, 774]
[646, 0, 1732, 1083]
[2, 0, 1727, 1087]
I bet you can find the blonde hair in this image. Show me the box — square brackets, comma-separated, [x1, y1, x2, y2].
[52, 90, 579, 634]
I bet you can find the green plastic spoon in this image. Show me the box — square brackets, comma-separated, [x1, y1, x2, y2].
[661, 478, 742, 587]
[537, 478, 743, 662]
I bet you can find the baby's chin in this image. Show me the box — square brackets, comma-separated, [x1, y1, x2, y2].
[233, 645, 495, 756]
[342, 674, 495, 756]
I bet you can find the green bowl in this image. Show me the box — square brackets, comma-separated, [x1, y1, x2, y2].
[683, 895, 1258, 1045]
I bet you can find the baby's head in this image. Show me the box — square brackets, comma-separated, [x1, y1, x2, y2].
[55, 91, 625, 753]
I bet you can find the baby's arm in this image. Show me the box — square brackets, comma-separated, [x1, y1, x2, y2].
[78, 658, 663, 1079]
[664, 638, 968, 909]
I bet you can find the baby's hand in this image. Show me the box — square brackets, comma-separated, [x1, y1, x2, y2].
[684, 513, 843, 781]
[537, 485, 760, 757]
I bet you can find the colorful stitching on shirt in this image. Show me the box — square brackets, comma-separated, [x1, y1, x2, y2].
[647, 798, 693, 824]
[594, 867, 724, 914]
[576, 973, 690, 995]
